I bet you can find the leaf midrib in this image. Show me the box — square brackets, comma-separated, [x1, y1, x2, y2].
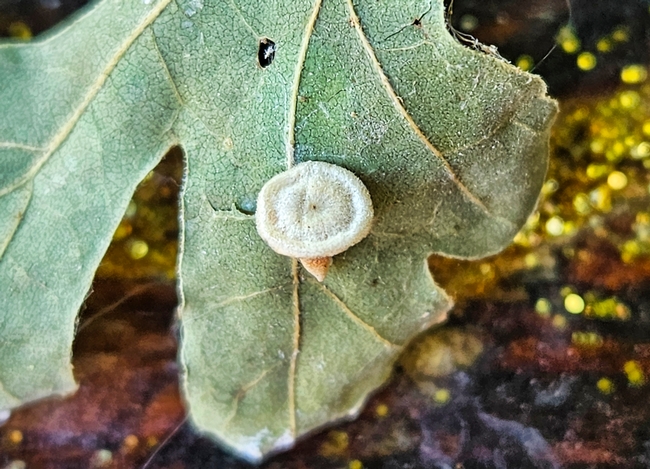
[284, 0, 496, 439]
[285, 0, 323, 440]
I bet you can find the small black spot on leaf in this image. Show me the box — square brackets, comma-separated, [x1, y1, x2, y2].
[258, 38, 276, 68]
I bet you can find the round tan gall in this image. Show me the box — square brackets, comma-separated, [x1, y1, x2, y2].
[255, 161, 374, 261]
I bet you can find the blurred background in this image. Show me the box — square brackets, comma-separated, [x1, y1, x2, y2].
[1, 0, 650, 468]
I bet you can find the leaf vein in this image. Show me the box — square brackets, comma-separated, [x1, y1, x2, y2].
[345, 0, 491, 217]
[149, 29, 185, 107]
[225, 0, 259, 38]
[5, 250, 54, 294]
[285, 0, 324, 437]
[185, 285, 289, 323]
[445, 108, 539, 156]
[2, 0, 173, 197]
[0, 181, 32, 262]
[0, 142, 45, 152]
[286, 0, 323, 168]
[310, 279, 402, 350]
[223, 364, 281, 430]
[512, 117, 538, 136]
[288, 258, 300, 438]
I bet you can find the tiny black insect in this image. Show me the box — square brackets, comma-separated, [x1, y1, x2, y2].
[258, 38, 276, 68]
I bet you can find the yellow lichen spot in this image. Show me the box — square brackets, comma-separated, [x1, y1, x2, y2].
[573, 193, 591, 215]
[590, 186, 612, 212]
[624, 135, 638, 148]
[123, 434, 139, 450]
[90, 449, 113, 468]
[611, 26, 630, 42]
[571, 332, 584, 345]
[571, 107, 589, 121]
[349, 460, 363, 469]
[560, 286, 574, 297]
[128, 240, 149, 260]
[637, 212, 650, 224]
[551, 314, 567, 330]
[525, 211, 540, 229]
[605, 151, 622, 163]
[590, 297, 619, 318]
[606, 141, 626, 162]
[587, 332, 604, 346]
[433, 388, 451, 405]
[564, 293, 585, 314]
[125, 200, 137, 218]
[479, 263, 493, 276]
[635, 214, 650, 241]
[8, 430, 23, 445]
[631, 142, 650, 159]
[597, 104, 614, 117]
[8, 21, 32, 40]
[586, 163, 609, 180]
[642, 120, 650, 137]
[513, 231, 528, 246]
[619, 90, 641, 109]
[557, 25, 581, 53]
[596, 377, 615, 394]
[524, 253, 539, 268]
[112, 222, 132, 241]
[535, 298, 552, 317]
[563, 221, 577, 236]
[598, 124, 619, 139]
[459, 14, 478, 32]
[596, 37, 612, 53]
[401, 328, 484, 380]
[545, 216, 565, 237]
[622, 240, 641, 263]
[616, 303, 631, 320]
[516, 54, 534, 71]
[542, 179, 559, 195]
[572, 331, 603, 347]
[607, 171, 628, 190]
[590, 139, 605, 154]
[375, 403, 389, 417]
[577, 52, 597, 71]
[624, 360, 645, 386]
[588, 217, 605, 231]
[320, 431, 349, 457]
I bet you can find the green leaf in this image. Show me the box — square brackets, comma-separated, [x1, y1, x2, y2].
[0, 0, 557, 462]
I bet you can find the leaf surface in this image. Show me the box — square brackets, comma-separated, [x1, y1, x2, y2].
[0, 0, 556, 461]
